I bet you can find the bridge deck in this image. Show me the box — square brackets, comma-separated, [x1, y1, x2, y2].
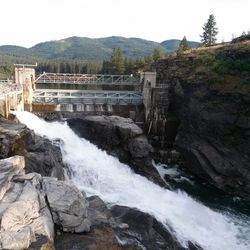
[33, 89, 142, 105]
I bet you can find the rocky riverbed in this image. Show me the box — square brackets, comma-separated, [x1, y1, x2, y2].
[0, 116, 185, 249]
[0, 155, 184, 250]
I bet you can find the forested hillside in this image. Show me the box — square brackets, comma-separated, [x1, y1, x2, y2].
[0, 36, 199, 77]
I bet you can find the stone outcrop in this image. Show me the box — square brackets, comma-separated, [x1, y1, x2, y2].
[56, 196, 187, 250]
[43, 178, 90, 233]
[55, 196, 120, 250]
[0, 156, 90, 249]
[67, 115, 165, 186]
[0, 148, 191, 249]
[110, 205, 186, 250]
[0, 117, 64, 180]
[154, 40, 250, 199]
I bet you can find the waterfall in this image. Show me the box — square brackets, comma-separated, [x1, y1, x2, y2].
[14, 111, 250, 250]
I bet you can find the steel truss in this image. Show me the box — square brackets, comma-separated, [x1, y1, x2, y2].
[33, 89, 142, 105]
[35, 72, 140, 85]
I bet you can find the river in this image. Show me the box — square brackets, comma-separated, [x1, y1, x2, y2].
[14, 111, 250, 250]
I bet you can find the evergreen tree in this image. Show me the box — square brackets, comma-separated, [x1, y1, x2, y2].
[124, 58, 135, 75]
[59, 62, 66, 73]
[152, 46, 163, 61]
[135, 57, 146, 69]
[176, 36, 189, 55]
[200, 14, 218, 46]
[145, 54, 153, 64]
[109, 48, 125, 74]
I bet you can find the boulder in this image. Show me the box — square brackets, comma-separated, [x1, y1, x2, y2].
[0, 156, 24, 200]
[67, 116, 165, 186]
[0, 117, 65, 180]
[110, 205, 188, 250]
[55, 196, 120, 250]
[0, 157, 54, 249]
[87, 195, 115, 226]
[0, 227, 32, 250]
[55, 198, 189, 250]
[55, 225, 121, 250]
[0, 156, 91, 249]
[43, 178, 90, 233]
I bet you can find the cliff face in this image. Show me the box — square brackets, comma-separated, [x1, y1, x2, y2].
[154, 41, 250, 198]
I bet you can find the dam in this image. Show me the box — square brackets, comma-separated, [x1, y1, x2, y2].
[0, 64, 169, 126]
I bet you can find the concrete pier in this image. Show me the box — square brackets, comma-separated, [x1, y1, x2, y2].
[0, 82, 23, 118]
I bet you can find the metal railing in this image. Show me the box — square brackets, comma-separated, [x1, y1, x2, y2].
[0, 79, 13, 84]
[0, 82, 22, 99]
[35, 72, 140, 85]
[33, 89, 142, 105]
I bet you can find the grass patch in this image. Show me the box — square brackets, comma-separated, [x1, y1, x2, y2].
[193, 54, 250, 75]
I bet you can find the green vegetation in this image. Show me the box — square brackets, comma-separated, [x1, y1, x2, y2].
[193, 54, 250, 75]
[109, 48, 125, 74]
[0, 65, 14, 78]
[0, 36, 200, 77]
[161, 39, 199, 52]
[152, 46, 164, 61]
[176, 36, 189, 56]
[102, 48, 156, 76]
[0, 36, 200, 63]
[36, 61, 102, 74]
[191, 42, 250, 94]
[200, 14, 218, 46]
[0, 46, 162, 77]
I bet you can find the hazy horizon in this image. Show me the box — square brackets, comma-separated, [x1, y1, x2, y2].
[1, 0, 249, 48]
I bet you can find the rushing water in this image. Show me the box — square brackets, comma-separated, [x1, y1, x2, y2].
[14, 111, 250, 250]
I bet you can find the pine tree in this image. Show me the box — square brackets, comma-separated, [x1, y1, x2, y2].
[109, 48, 125, 74]
[124, 58, 135, 75]
[176, 36, 189, 56]
[201, 14, 218, 46]
[152, 46, 163, 62]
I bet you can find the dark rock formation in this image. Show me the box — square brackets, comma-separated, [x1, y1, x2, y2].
[154, 41, 250, 199]
[110, 205, 185, 250]
[55, 196, 121, 250]
[55, 196, 190, 250]
[67, 115, 165, 186]
[0, 117, 65, 180]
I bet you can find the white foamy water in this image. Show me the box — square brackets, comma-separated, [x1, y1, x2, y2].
[14, 111, 250, 250]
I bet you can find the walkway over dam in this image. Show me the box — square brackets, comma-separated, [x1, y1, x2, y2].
[33, 72, 142, 107]
[36, 72, 140, 85]
[0, 65, 168, 123]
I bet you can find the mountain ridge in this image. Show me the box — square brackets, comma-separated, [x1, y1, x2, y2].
[0, 36, 200, 62]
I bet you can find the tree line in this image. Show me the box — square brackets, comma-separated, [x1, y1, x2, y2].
[0, 46, 164, 78]
[101, 46, 163, 76]
[36, 61, 102, 75]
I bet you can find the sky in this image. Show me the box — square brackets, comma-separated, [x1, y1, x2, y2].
[1, 0, 249, 48]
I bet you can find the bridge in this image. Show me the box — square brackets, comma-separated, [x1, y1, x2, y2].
[33, 89, 142, 105]
[0, 65, 172, 147]
[35, 72, 139, 85]
[0, 65, 163, 122]
[33, 72, 142, 107]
